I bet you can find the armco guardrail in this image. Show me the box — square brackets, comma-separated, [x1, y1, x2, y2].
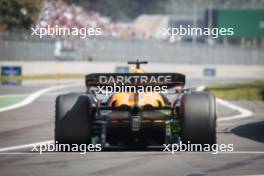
[0, 33, 264, 65]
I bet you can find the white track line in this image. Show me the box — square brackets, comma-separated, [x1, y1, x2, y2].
[216, 98, 253, 122]
[0, 83, 81, 113]
[0, 83, 80, 152]
[0, 140, 53, 152]
[196, 85, 253, 122]
[195, 85, 206, 91]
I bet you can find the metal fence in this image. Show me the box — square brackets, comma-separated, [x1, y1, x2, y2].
[0, 33, 263, 65]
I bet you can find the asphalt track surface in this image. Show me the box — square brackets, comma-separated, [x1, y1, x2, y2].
[0, 78, 264, 176]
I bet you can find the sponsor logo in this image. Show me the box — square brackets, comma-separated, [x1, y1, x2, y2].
[98, 75, 172, 84]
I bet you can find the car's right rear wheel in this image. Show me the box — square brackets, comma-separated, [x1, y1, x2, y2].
[181, 92, 216, 146]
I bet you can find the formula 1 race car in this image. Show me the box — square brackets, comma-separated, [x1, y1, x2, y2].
[55, 61, 216, 149]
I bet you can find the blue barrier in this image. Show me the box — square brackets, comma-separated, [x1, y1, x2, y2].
[1, 66, 22, 85]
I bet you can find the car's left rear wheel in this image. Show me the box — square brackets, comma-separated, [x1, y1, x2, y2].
[55, 93, 93, 145]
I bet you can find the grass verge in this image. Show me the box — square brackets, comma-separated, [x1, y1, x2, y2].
[0, 95, 27, 108]
[206, 80, 264, 100]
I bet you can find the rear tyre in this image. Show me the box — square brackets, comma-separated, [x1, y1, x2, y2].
[181, 92, 216, 146]
[55, 93, 93, 145]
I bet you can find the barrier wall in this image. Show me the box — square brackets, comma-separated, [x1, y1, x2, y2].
[0, 61, 263, 79]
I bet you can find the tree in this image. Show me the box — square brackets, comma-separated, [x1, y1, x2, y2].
[0, 0, 42, 32]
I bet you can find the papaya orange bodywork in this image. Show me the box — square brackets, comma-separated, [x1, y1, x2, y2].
[108, 67, 166, 108]
[108, 92, 165, 107]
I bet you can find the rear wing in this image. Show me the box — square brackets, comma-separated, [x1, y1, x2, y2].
[85, 73, 185, 89]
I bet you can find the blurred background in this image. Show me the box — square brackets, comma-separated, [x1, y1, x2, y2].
[0, 0, 263, 64]
[0, 1, 264, 175]
[0, 0, 263, 92]
[0, 0, 264, 98]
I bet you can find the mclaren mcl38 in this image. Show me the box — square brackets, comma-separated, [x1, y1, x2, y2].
[55, 61, 216, 150]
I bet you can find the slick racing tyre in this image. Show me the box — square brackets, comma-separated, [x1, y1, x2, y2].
[181, 92, 216, 145]
[55, 93, 93, 145]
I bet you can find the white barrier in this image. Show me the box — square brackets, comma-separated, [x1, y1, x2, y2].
[0, 61, 264, 79]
